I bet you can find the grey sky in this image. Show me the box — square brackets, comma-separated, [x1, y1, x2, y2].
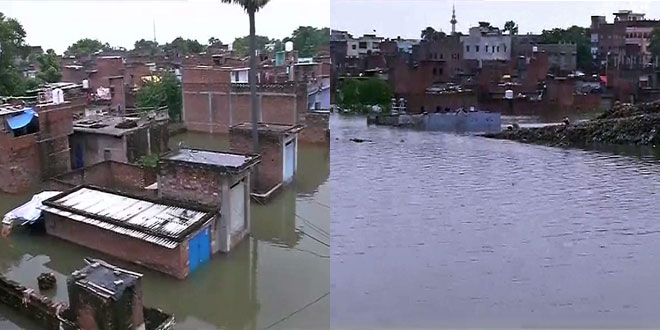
[0, 0, 329, 54]
[331, 0, 660, 39]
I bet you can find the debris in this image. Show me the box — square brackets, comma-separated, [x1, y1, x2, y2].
[350, 138, 372, 143]
[37, 273, 57, 291]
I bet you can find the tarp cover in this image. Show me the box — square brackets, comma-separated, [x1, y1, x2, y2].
[6, 108, 38, 130]
[2, 191, 62, 226]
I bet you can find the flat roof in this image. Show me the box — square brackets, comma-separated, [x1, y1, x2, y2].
[72, 259, 142, 300]
[161, 148, 260, 172]
[41, 186, 215, 248]
[73, 113, 167, 136]
[231, 122, 304, 135]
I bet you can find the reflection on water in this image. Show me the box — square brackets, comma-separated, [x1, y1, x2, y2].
[0, 131, 329, 330]
[331, 114, 660, 328]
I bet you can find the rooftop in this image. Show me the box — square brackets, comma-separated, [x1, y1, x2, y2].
[41, 186, 216, 248]
[231, 122, 304, 135]
[161, 148, 260, 173]
[71, 258, 142, 300]
[73, 112, 168, 136]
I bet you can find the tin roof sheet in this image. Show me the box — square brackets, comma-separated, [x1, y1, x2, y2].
[41, 187, 212, 248]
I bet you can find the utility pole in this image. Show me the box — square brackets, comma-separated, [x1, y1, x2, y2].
[153, 19, 157, 43]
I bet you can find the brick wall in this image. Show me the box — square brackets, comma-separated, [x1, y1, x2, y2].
[45, 213, 191, 279]
[182, 66, 307, 134]
[299, 112, 329, 144]
[229, 130, 282, 193]
[36, 102, 76, 180]
[0, 133, 40, 193]
[158, 161, 223, 207]
[0, 275, 65, 330]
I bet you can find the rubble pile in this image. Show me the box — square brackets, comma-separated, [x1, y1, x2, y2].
[485, 101, 660, 146]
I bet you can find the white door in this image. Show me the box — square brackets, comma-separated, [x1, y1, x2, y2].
[230, 181, 245, 235]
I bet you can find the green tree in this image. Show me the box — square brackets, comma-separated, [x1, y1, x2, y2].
[135, 72, 182, 121]
[163, 37, 206, 57]
[421, 26, 446, 41]
[650, 28, 660, 65]
[504, 20, 518, 35]
[208, 37, 222, 46]
[65, 38, 110, 56]
[338, 78, 393, 113]
[231, 35, 271, 57]
[222, 0, 271, 157]
[540, 25, 593, 72]
[133, 39, 160, 55]
[35, 49, 61, 83]
[0, 12, 29, 96]
[289, 26, 330, 57]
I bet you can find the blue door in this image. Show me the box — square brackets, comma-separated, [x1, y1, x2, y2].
[74, 145, 84, 169]
[188, 227, 211, 273]
[284, 140, 295, 182]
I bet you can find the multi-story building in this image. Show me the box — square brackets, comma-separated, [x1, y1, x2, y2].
[460, 22, 512, 67]
[347, 34, 384, 58]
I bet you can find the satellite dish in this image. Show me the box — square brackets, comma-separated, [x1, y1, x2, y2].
[285, 41, 294, 52]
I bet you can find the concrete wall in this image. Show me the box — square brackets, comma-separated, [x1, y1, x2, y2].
[45, 212, 191, 279]
[70, 132, 127, 166]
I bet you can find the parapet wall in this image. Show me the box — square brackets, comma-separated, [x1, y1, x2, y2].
[0, 274, 66, 330]
[299, 112, 330, 144]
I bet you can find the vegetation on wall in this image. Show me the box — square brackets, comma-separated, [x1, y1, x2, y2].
[135, 72, 182, 121]
[338, 78, 393, 113]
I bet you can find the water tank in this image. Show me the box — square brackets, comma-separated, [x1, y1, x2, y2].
[505, 89, 514, 99]
[285, 41, 294, 52]
[82, 79, 89, 89]
[532, 46, 538, 53]
[51, 89, 59, 103]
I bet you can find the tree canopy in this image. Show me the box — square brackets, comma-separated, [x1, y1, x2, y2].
[289, 26, 329, 57]
[133, 39, 160, 55]
[421, 27, 446, 41]
[338, 78, 393, 113]
[0, 12, 30, 96]
[163, 37, 206, 57]
[504, 21, 518, 35]
[135, 72, 182, 121]
[232, 34, 272, 57]
[65, 38, 111, 56]
[650, 28, 660, 62]
[35, 49, 61, 83]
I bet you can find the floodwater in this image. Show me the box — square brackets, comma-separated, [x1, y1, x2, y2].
[0, 131, 329, 330]
[331, 114, 660, 329]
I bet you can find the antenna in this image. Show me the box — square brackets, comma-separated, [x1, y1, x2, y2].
[153, 19, 157, 43]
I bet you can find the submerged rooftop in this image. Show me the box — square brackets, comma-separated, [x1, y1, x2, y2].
[231, 122, 304, 135]
[161, 148, 260, 173]
[41, 186, 215, 248]
[71, 259, 142, 300]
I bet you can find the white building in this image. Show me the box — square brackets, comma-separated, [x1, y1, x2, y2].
[347, 34, 384, 58]
[460, 24, 512, 67]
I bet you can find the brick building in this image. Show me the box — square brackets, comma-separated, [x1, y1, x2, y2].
[42, 186, 220, 279]
[181, 66, 308, 134]
[0, 102, 79, 193]
[70, 110, 169, 169]
[158, 148, 260, 253]
[229, 123, 303, 199]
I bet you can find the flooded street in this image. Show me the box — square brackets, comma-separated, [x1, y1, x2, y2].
[330, 114, 660, 328]
[0, 131, 329, 330]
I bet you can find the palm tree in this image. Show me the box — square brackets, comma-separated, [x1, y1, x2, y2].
[221, 0, 270, 154]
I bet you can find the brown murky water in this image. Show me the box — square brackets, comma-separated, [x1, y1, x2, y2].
[0, 131, 329, 330]
[331, 114, 660, 329]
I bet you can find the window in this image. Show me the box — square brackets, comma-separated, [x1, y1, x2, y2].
[433, 68, 437, 75]
[359, 42, 368, 49]
[352, 44, 357, 50]
[485, 45, 489, 52]
[438, 68, 443, 75]
[466, 45, 470, 52]
[497, 46, 500, 52]
[476, 45, 480, 52]
[440, 53, 444, 59]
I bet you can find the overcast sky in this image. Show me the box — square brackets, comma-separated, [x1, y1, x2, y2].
[331, 0, 660, 39]
[0, 0, 329, 54]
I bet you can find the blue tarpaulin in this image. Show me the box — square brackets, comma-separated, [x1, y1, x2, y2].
[6, 108, 37, 130]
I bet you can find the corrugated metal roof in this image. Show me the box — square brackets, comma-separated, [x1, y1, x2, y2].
[41, 187, 212, 249]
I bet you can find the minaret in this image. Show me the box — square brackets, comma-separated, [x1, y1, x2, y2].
[450, 4, 457, 35]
